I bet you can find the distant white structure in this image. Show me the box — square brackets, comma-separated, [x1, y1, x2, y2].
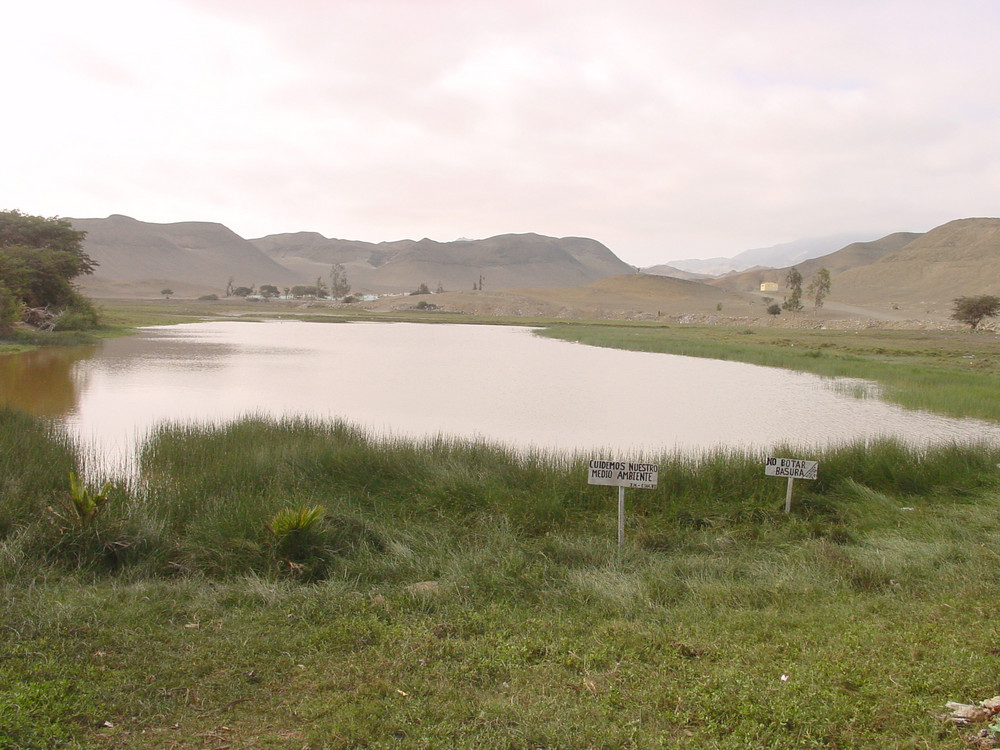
[760, 282, 779, 292]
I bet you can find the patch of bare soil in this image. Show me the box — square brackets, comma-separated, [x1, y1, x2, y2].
[362, 284, 987, 332]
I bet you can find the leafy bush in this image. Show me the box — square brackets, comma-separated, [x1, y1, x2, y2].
[51, 295, 99, 331]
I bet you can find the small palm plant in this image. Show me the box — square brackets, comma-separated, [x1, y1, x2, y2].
[51, 472, 112, 527]
[265, 505, 329, 579]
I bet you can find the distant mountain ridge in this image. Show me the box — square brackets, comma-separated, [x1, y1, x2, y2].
[710, 218, 1000, 317]
[69, 215, 633, 295]
[658, 232, 877, 277]
[70, 214, 299, 289]
[67, 214, 1000, 319]
[252, 231, 634, 293]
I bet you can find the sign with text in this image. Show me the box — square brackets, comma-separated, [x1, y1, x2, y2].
[765, 457, 818, 480]
[588, 460, 659, 490]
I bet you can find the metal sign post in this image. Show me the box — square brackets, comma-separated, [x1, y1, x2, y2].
[587, 459, 659, 549]
[764, 457, 819, 513]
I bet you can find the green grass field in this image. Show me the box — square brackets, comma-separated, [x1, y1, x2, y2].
[2, 409, 999, 749]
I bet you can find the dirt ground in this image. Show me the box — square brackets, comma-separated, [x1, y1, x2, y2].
[80, 275, 993, 332]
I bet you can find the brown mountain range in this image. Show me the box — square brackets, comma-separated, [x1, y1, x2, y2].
[709, 218, 1000, 318]
[250, 231, 634, 294]
[70, 215, 633, 297]
[69, 214, 999, 322]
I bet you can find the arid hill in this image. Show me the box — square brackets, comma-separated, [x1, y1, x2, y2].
[67, 213, 1000, 324]
[71, 215, 297, 296]
[709, 218, 1000, 319]
[70, 215, 634, 297]
[642, 264, 714, 281]
[832, 218, 1000, 314]
[710, 232, 923, 294]
[251, 232, 634, 294]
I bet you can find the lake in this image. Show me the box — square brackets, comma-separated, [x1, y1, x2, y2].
[3, 320, 999, 476]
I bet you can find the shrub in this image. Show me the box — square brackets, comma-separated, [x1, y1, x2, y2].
[51, 295, 99, 331]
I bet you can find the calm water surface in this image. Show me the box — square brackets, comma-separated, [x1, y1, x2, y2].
[3, 320, 1000, 475]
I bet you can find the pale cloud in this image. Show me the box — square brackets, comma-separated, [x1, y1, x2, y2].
[3, 0, 999, 265]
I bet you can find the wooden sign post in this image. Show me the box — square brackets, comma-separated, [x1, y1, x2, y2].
[587, 459, 659, 549]
[765, 457, 819, 513]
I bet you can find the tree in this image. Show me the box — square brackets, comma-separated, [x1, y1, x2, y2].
[0, 282, 19, 331]
[782, 267, 803, 312]
[806, 268, 831, 308]
[160, 288, 173, 299]
[766, 303, 782, 316]
[951, 295, 1000, 330]
[232, 286, 253, 297]
[0, 210, 99, 329]
[410, 283, 431, 296]
[259, 284, 280, 298]
[291, 285, 318, 298]
[315, 276, 328, 298]
[329, 264, 350, 299]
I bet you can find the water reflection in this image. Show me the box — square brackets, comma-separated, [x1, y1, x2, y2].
[0, 346, 94, 415]
[3, 321, 1000, 476]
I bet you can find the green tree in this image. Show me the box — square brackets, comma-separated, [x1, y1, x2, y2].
[0, 210, 99, 328]
[329, 264, 350, 299]
[160, 288, 173, 299]
[782, 267, 803, 312]
[259, 284, 280, 298]
[0, 282, 20, 331]
[951, 295, 1000, 330]
[806, 268, 831, 308]
[232, 286, 253, 297]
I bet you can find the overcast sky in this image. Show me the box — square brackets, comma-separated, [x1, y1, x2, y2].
[4, 0, 999, 266]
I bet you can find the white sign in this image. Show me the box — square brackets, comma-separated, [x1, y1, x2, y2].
[588, 460, 659, 490]
[765, 457, 818, 480]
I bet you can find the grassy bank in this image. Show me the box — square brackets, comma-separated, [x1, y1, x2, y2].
[539, 323, 1000, 422]
[2, 410, 999, 748]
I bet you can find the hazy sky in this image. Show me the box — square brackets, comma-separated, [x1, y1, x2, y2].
[4, 0, 999, 266]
